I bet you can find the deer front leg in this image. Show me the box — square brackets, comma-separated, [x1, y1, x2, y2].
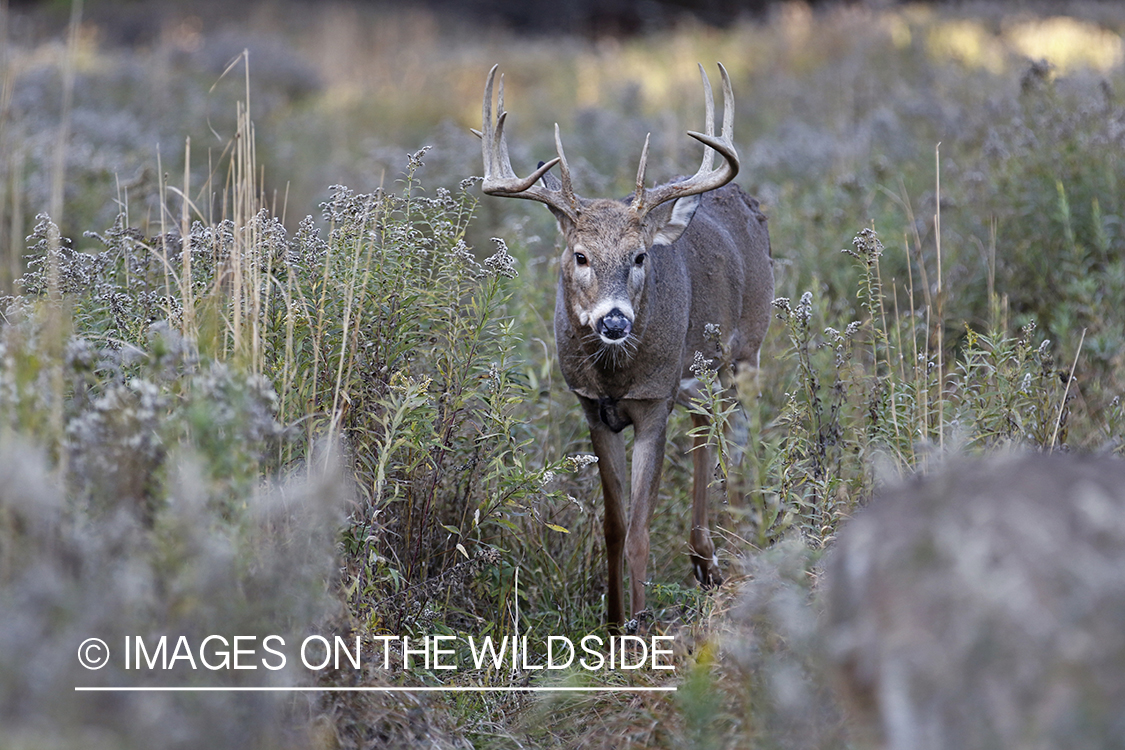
[689, 411, 722, 587]
[625, 400, 673, 622]
[581, 399, 629, 630]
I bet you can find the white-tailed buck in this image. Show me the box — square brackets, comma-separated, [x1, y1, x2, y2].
[477, 63, 774, 629]
[824, 454, 1125, 749]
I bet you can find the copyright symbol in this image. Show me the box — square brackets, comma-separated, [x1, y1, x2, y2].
[78, 638, 110, 670]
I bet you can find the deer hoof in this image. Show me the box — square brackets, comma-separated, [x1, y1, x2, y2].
[692, 553, 724, 589]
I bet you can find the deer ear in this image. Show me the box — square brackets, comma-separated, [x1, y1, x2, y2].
[651, 194, 701, 246]
[540, 165, 562, 192]
[540, 166, 575, 231]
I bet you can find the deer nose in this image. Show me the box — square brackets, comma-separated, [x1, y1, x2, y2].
[598, 308, 632, 340]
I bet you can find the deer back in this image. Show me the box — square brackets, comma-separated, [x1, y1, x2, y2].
[677, 183, 773, 378]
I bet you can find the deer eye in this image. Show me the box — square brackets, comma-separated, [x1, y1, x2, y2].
[634, 252, 647, 267]
[574, 252, 588, 266]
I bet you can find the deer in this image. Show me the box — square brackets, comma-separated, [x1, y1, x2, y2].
[476, 63, 774, 630]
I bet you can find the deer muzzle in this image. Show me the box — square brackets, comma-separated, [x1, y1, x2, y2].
[597, 308, 633, 342]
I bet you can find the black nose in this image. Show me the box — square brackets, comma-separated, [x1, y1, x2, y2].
[599, 308, 632, 340]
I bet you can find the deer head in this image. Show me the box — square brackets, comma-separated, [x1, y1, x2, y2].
[477, 63, 739, 351]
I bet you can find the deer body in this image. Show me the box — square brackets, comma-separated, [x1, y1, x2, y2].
[478, 63, 773, 628]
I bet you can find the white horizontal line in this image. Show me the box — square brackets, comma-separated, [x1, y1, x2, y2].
[74, 686, 676, 693]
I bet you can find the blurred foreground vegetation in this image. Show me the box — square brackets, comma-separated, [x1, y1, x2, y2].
[1, 1, 1124, 748]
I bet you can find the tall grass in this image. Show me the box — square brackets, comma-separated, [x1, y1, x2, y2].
[0, 45, 597, 744]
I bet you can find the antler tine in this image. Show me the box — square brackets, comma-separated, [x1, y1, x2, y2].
[494, 110, 514, 178]
[477, 65, 576, 220]
[686, 62, 737, 171]
[696, 63, 716, 176]
[630, 133, 651, 213]
[555, 123, 577, 210]
[632, 62, 740, 218]
[477, 65, 499, 159]
[720, 62, 734, 143]
[496, 67, 505, 123]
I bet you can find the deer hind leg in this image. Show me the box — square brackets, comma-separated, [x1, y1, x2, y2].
[682, 358, 759, 589]
[689, 410, 723, 588]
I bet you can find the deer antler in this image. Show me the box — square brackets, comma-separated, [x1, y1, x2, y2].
[474, 65, 579, 221]
[630, 63, 740, 217]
